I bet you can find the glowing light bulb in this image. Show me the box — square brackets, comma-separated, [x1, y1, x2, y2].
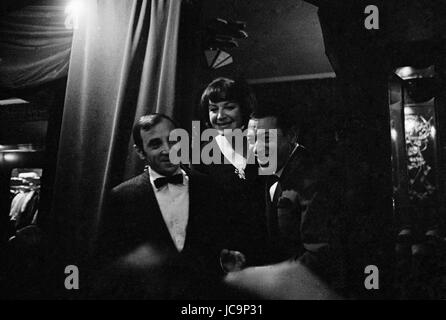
[391, 128, 398, 141]
[430, 126, 436, 139]
[65, 0, 82, 30]
[395, 67, 414, 80]
[4, 153, 18, 162]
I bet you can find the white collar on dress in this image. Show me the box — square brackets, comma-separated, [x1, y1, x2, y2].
[215, 134, 247, 170]
[215, 134, 248, 179]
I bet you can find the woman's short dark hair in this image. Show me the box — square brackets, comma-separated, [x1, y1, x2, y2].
[199, 77, 257, 129]
[133, 113, 178, 150]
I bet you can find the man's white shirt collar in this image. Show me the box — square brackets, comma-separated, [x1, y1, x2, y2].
[215, 134, 247, 171]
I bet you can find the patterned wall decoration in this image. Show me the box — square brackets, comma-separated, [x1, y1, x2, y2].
[404, 102, 438, 203]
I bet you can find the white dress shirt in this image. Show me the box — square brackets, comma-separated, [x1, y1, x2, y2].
[148, 167, 189, 252]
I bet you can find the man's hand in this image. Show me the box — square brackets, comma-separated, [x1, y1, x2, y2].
[220, 249, 246, 273]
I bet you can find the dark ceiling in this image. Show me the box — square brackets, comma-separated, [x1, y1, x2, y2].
[202, 0, 334, 82]
[0, 0, 333, 86]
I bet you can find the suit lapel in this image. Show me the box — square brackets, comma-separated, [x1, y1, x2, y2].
[183, 172, 197, 251]
[263, 145, 307, 259]
[265, 176, 279, 239]
[279, 145, 306, 188]
[265, 181, 274, 238]
[264, 145, 304, 238]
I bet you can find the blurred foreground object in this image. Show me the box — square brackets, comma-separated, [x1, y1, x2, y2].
[224, 260, 341, 300]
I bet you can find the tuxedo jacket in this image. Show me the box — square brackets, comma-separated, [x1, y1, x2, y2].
[266, 145, 345, 283]
[97, 169, 224, 275]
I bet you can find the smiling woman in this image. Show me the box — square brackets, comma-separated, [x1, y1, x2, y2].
[192, 77, 269, 269]
[200, 78, 255, 131]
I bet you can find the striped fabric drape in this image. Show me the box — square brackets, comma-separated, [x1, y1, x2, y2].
[50, 0, 182, 263]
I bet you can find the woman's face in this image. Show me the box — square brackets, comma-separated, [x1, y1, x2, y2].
[208, 100, 243, 134]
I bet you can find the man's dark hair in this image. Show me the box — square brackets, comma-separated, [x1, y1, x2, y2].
[200, 77, 257, 129]
[133, 113, 178, 150]
[251, 105, 298, 137]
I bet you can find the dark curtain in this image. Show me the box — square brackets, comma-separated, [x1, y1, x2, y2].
[0, 3, 72, 89]
[49, 0, 182, 263]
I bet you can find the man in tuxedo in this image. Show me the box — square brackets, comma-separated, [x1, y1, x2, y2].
[223, 108, 345, 299]
[251, 111, 343, 270]
[96, 113, 223, 299]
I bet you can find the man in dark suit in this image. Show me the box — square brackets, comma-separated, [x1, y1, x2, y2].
[95, 113, 223, 299]
[223, 108, 345, 299]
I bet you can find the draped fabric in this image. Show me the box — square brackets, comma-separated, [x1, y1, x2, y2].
[50, 0, 182, 259]
[0, 4, 73, 89]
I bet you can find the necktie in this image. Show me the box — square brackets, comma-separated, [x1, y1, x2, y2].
[154, 174, 183, 189]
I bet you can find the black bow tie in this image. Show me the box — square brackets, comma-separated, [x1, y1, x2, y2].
[154, 174, 183, 189]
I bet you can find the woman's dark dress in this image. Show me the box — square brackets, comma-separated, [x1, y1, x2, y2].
[194, 147, 269, 267]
